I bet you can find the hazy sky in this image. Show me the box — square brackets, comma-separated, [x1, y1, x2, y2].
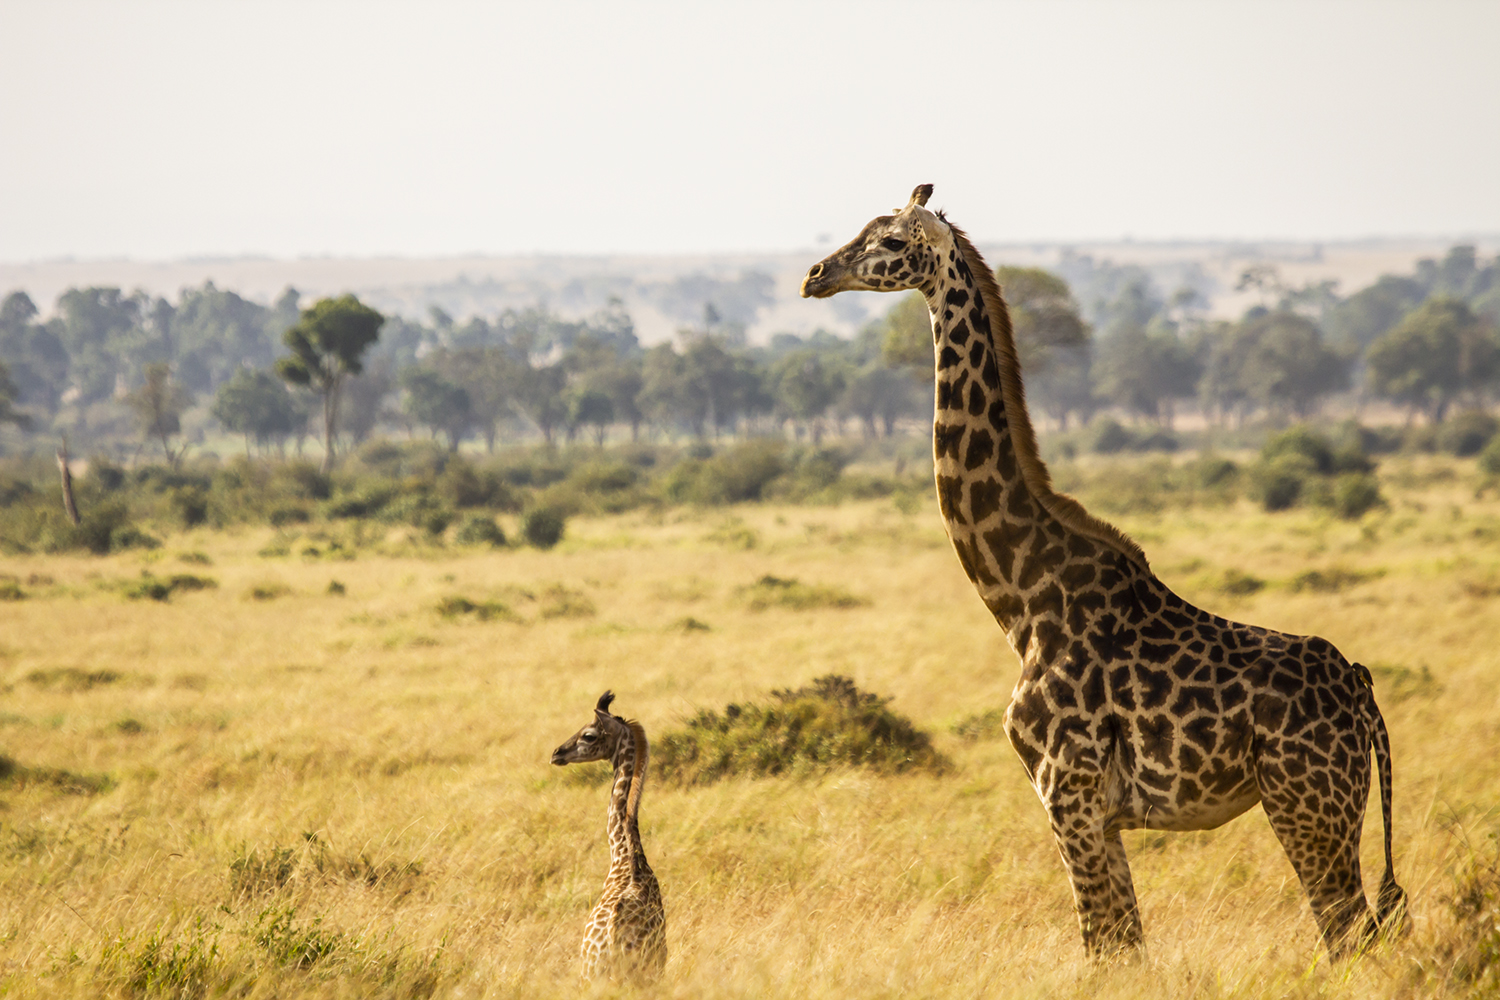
[2, 0, 1497, 260]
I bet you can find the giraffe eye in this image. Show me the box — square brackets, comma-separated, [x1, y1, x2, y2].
[881, 237, 908, 252]
[581, 731, 597, 742]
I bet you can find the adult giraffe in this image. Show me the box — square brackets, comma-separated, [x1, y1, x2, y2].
[801, 185, 1406, 957]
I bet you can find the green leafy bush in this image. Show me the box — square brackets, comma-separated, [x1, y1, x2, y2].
[1262, 425, 1335, 473]
[1332, 472, 1384, 519]
[1251, 454, 1313, 512]
[1440, 411, 1499, 457]
[655, 675, 946, 784]
[454, 514, 506, 547]
[660, 440, 789, 504]
[521, 506, 567, 549]
[1089, 417, 1133, 454]
[1481, 434, 1500, 477]
[951, 707, 1008, 742]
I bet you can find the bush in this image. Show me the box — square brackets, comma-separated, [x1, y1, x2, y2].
[1480, 434, 1500, 478]
[1089, 417, 1133, 454]
[436, 595, 521, 622]
[1332, 472, 1384, 519]
[654, 675, 947, 784]
[110, 525, 162, 552]
[170, 485, 209, 527]
[1441, 411, 1500, 457]
[661, 440, 788, 504]
[521, 506, 567, 549]
[1252, 454, 1314, 512]
[1262, 425, 1335, 474]
[454, 514, 506, 547]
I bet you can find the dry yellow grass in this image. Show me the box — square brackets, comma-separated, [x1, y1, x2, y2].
[2, 454, 1499, 998]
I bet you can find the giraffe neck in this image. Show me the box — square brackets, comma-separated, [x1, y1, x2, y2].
[606, 723, 647, 876]
[923, 226, 1147, 653]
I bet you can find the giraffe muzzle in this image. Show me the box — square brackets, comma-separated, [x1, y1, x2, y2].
[800, 260, 838, 299]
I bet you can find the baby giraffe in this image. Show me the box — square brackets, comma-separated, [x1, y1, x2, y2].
[551, 691, 667, 983]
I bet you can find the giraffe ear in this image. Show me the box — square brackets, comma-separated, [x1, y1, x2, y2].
[912, 205, 949, 245]
[907, 184, 933, 209]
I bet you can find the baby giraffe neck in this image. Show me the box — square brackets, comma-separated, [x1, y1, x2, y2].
[606, 726, 646, 874]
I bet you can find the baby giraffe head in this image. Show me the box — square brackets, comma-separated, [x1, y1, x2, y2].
[800, 183, 952, 300]
[552, 690, 628, 766]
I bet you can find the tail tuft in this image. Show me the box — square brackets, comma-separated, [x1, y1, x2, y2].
[1377, 870, 1410, 937]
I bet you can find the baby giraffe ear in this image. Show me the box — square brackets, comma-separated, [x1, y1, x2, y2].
[595, 690, 616, 715]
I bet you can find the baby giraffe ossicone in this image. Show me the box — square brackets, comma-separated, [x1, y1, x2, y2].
[551, 691, 667, 983]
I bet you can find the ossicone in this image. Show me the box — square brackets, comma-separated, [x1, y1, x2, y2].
[907, 184, 933, 208]
[595, 690, 616, 714]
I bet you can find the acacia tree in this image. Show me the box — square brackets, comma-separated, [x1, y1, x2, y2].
[275, 295, 384, 472]
[212, 367, 300, 456]
[1366, 297, 1500, 422]
[125, 362, 193, 466]
[0, 362, 29, 429]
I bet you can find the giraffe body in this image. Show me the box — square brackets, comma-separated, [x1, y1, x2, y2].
[552, 692, 667, 982]
[802, 186, 1406, 956]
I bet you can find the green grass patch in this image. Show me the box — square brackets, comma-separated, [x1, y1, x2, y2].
[951, 707, 1009, 742]
[538, 584, 595, 620]
[0, 753, 115, 795]
[739, 575, 869, 611]
[1289, 566, 1387, 593]
[1369, 662, 1443, 702]
[24, 667, 123, 690]
[655, 674, 946, 784]
[435, 595, 522, 623]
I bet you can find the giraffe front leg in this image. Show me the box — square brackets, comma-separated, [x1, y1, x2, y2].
[1046, 800, 1144, 956]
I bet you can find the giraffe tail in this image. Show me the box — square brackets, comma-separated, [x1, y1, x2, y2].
[1364, 667, 1409, 934]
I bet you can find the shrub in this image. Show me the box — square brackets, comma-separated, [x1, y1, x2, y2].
[952, 707, 1008, 742]
[1481, 434, 1500, 477]
[110, 525, 162, 552]
[1332, 472, 1384, 519]
[1289, 566, 1385, 593]
[436, 595, 521, 623]
[1089, 417, 1133, 454]
[455, 514, 506, 547]
[1133, 429, 1179, 452]
[1192, 456, 1238, 489]
[522, 506, 567, 549]
[538, 584, 595, 619]
[1442, 411, 1500, 457]
[654, 675, 947, 784]
[0, 577, 23, 601]
[169, 485, 209, 527]
[739, 575, 869, 611]
[661, 440, 789, 505]
[1219, 569, 1266, 596]
[1251, 454, 1314, 512]
[1262, 425, 1335, 474]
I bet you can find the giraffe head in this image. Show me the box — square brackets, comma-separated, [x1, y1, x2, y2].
[801, 184, 951, 300]
[551, 690, 629, 766]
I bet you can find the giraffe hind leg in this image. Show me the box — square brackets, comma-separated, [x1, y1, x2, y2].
[1257, 743, 1376, 955]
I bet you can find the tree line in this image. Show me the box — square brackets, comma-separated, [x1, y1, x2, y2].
[1, 244, 1498, 467]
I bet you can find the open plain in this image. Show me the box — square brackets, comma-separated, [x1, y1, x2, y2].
[2, 453, 1499, 999]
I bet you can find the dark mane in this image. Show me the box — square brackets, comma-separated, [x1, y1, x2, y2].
[948, 222, 1149, 571]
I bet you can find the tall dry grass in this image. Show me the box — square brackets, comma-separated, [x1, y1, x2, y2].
[1, 453, 1498, 997]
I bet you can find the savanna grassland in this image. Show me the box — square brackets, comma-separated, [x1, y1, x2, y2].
[2, 453, 1500, 999]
